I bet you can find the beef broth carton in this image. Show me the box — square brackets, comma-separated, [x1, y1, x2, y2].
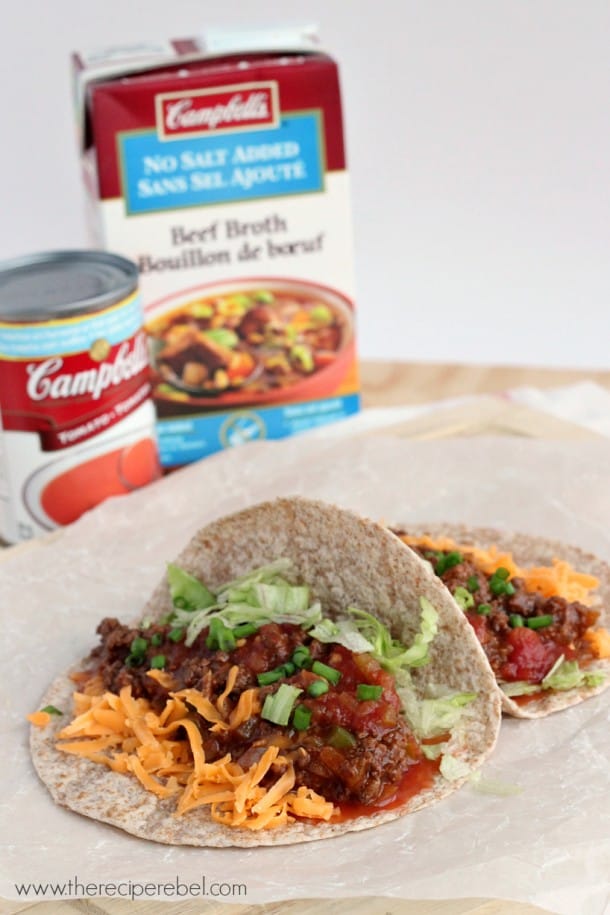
[73, 29, 360, 467]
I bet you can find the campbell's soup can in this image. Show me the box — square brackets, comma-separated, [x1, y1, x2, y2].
[0, 250, 161, 542]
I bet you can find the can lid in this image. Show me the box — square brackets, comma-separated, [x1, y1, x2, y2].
[0, 250, 138, 321]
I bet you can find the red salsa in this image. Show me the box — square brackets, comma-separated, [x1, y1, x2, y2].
[397, 535, 600, 686]
[81, 618, 428, 811]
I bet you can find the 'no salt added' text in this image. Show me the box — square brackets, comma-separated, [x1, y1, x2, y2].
[136, 142, 309, 199]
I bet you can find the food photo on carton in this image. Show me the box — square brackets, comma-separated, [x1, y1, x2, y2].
[72, 27, 361, 470]
[0, 25, 360, 544]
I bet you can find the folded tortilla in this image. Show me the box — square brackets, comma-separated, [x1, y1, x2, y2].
[30, 498, 500, 846]
[400, 523, 610, 719]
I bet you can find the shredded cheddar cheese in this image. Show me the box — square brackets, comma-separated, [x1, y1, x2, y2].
[28, 711, 51, 728]
[399, 532, 610, 650]
[51, 667, 334, 830]
[399, 533, 600, 603]
[584, 628, 610, 659]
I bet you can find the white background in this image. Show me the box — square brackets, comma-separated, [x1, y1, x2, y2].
[1, 1, 608, 369]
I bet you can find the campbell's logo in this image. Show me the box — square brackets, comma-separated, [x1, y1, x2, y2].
[26, 333, 149, 403]
[155, 81, 279, 140]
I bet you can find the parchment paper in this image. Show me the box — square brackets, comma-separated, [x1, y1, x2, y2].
[1, 433, 609, 915]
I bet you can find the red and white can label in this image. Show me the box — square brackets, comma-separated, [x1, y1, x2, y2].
[0, 291, 160, 541]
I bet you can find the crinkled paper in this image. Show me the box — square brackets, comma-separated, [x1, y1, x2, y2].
[1, 430, 609, 914]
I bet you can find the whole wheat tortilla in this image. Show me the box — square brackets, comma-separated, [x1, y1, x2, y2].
[399, 523, 610, 719]
[30, 498, 500, 847]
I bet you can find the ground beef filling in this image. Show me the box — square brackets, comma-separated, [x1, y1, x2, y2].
[406, 542, 599, 683]
[78, 620, 420, 807]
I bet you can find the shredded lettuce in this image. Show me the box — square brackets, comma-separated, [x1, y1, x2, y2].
[250, 582, 310, 614]
[402, 597, 439, 667]
[166, 562, 322, 646]
[161, 558, 478, 780]
[439, 754, 471, 781]
[402, 685, 477, 781]
[182, 609, 218, 647]
[308, 617, 375, 654]
[181, 598, 324, 648]
[167, 563, 216, 612]
[165, 562, 440, 675]
[500, 681, 541, 697]
[398, 687, 477, 739]
[500, 656, 606, 697]
[214, 559, 294, 605]
[421, 742, 447, 761]
[544, 660, 605, 690]
[347, 597, 438, 673]
[469, 771, 522, 796]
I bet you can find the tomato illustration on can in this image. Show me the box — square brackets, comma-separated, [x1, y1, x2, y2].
[0, 250, 161, 542]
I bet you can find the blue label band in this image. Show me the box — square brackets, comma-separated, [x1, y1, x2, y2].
[157, 393, 360, 466]
[119, 113, 325, 214]
[0, 293, 143, 359]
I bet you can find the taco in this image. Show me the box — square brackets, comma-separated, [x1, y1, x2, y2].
[391, 524, 610, 718]
[29, 498, 500, 847]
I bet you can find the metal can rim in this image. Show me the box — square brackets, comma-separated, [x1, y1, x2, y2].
[0, 249, 139, 322]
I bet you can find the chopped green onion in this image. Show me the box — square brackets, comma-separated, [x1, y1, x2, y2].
[327, 726, 357, 749]
[292, 646, 311, 668]
[436, 551, 463, 575]
[151, 633, 163, 647]
[150, 654, 166, 669]
[217, 626, 236, 652]
[257, 669, 283, 686]
[232, 622, 258, 638]
[125, 654, 143, 668]
[206, 618, 236, 651]
[453, 586, 475, 610]
[311, 660, 342, 685]
[307, 679, 329, 698]
[261, 684, 303, 726]
[477, 603, 492, 616]
[527, 614, 554, 630]
[467, 576, 480, 593]
[206, 618, 222, 649]
[292, 704, 312, 731]
[490, 571, 516, 596]
[257, 659, 298, 686]
[356, 684, 383, 701]
[168, 627, 185, 643]
[130, 637, 148, 657]
[41, 705, 63, 716]
[509, 614, 524, 628]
